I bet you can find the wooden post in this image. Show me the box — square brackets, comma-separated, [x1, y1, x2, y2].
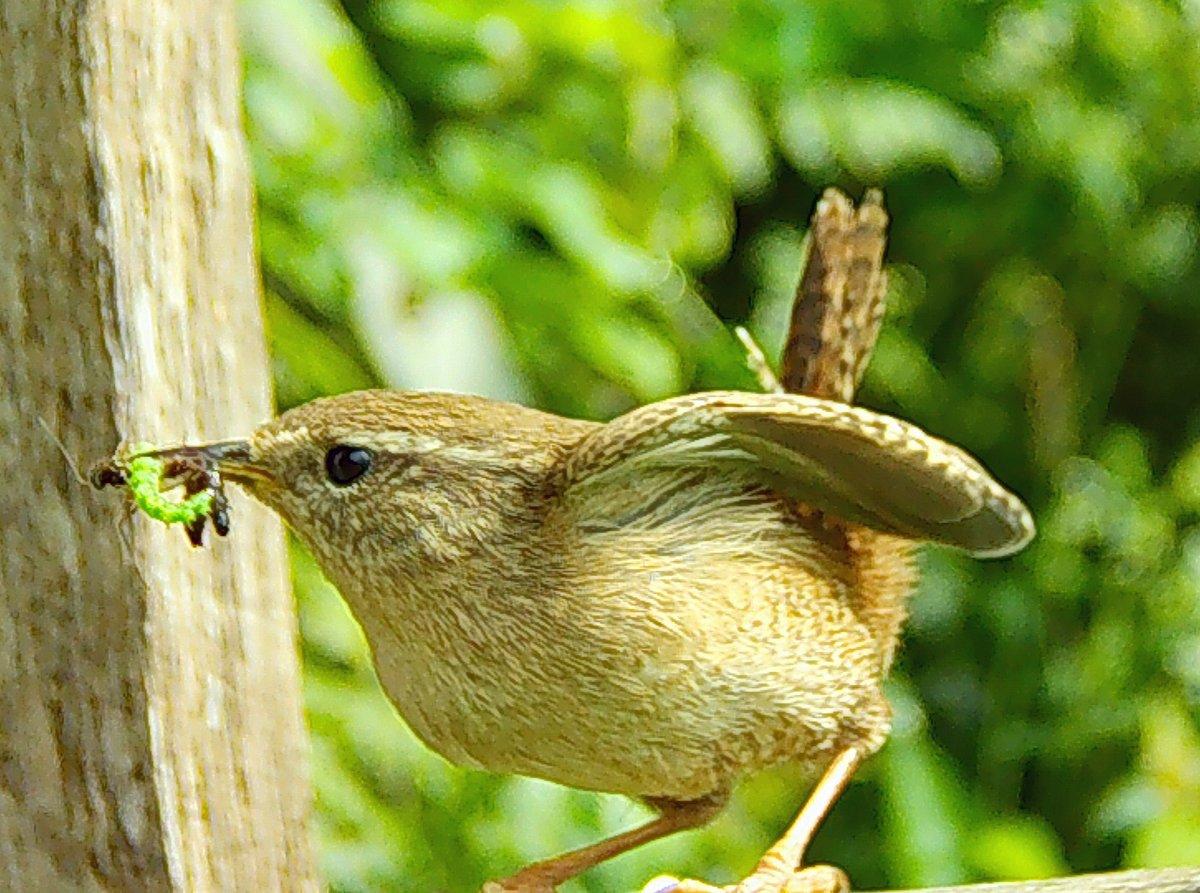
[0, 2, 320, 890]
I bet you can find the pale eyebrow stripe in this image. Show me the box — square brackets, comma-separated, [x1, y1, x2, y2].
[347, 431, 538, 471]
[348, 431, 443, 453]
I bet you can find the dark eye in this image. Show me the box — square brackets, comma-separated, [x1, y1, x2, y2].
[325, 445, 373, 486]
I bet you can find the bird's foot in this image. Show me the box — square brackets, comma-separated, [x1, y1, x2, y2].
[645, 864, 849, 893]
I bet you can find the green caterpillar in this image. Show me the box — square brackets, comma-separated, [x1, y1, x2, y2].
[124, 450, 214, 527]
[91, 442, 229, 547]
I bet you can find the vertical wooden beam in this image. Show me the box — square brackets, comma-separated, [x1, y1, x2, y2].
[0, 2, 319, 890]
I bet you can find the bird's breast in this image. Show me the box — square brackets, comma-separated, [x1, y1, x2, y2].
[323, 480, 889, 800]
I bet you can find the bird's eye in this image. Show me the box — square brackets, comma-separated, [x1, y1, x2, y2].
[325, 445, 373, 486]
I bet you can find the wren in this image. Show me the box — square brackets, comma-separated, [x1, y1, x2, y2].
[119, 383, 1033, 893]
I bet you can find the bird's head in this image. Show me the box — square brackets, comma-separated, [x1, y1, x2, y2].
[198, 390, 587, 581]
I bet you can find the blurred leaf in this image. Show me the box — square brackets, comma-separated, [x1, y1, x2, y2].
[969, 816, 1070, 881]
[877, 680, 971, 887]
[266, 292, 377, 410]
[777, 81, 1001, 186]
[1126, 696, 1200, 866]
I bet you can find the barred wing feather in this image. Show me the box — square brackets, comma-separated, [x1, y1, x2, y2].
[561, 391, 1034, 558]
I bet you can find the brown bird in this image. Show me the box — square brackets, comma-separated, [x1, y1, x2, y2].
[128, 380, 1033, 893]
[91, 191, 1032, 893]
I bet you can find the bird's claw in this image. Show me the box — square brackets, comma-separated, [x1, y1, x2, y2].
[642, 876, 687, 893]
[648, 864, 849, 893]
[776, 865, 850, 893]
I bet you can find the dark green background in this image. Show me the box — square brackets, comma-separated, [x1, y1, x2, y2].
[237, 0, 1200, 889]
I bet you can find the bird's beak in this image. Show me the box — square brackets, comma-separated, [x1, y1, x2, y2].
[197, 439, 274, 487]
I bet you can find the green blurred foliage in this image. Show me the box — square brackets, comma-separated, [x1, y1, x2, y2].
[238, 0, 1200, 889]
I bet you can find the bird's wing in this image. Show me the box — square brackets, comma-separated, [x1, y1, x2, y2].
[560, 391, 1034, 557]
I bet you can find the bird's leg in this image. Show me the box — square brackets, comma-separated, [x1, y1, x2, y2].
[484, 797, 723, 893]
[743, 746, 862, 891]
[671, 746, 864, 893]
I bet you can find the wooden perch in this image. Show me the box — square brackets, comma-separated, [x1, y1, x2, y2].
[643, 866, 1200, 893]
[875, 866, 1200, 893]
